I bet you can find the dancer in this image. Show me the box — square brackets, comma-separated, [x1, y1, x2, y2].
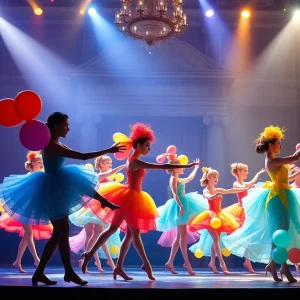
[156, 156, 207, 275]
[81, 122, 200, 281]
[222, 125, 300, 282]
[1, 112, 125, 286]
[188, 167, 250, 275]
[223, 163, 265, 273]
[0, 151, 53, 273]
[69, 155, 125, 272]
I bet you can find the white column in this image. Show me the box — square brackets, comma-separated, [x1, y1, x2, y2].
[202, 115, 229, 186]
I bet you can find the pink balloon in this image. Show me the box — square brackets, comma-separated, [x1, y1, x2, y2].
[296, 143, 300, 151]
[114, 152, 129, 160]
[19, 120, 50, 151]
[156, 154, 166, 163]
[166, 145, 176, 154]
[288, 248, 300, 264]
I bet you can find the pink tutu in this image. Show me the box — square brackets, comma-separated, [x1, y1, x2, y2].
[69, 228, 86, 254]
[157, 226, 200, 248]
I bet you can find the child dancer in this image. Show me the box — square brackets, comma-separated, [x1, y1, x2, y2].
[81, 122, 200, 280]
[223, 163, 265, 273]
[156, 156, 207, 275]
[69, 155, 125, 272]
[0, 151, 53, 273]
[222, 125, 300, 282]
[188, 167, 250, 274]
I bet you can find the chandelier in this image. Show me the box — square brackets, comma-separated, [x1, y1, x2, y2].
[115, 0, 188, 48]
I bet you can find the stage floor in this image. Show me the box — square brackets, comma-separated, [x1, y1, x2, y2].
[0, 265, 299, 297]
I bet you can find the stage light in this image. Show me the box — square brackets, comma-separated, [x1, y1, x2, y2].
[241, 10, 250, 19]
[79, 9, 85, 16]
[205, 9, 214, 17]
[294, 9, 300, 18]
[88, 7, 97, 16]
[34, 8, 43, 16]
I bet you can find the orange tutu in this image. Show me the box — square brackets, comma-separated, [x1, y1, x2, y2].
[188, 209, 240, 233]
[0, 213, 53, 239]
[89, 182, 158, 233]
[223, 203, 245, 226]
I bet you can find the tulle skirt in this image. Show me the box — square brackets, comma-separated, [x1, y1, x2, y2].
[89, 182, 158, 233]
[69, 227, 121, 259]
[188, 209, 240, 233]
[157, 227, 200, 247]
[1, 165, 99, 224]
[189, 229, 226, 257]
[69, 205, 106, 227]
[0, 213, 53, 239]
[223, 203, 245, 226]
[156, 192, 208, 231]
[222, 187, 300, 264]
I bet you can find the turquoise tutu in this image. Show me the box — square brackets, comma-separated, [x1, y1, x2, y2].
[222, 184, 300, 264]
[156, 182, 208, 231]
[69, 207, 106, 227]
[1, 155, 98, 225]
[189, 229, 226, 257]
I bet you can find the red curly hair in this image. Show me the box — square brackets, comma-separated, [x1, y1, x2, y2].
[26, 151, 42, 161]
[129, 122, 156, 143]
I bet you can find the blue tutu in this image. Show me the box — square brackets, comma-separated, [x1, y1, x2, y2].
[98, 228, 121, 259]
[222, 166, 300, 264]
[189, 229, 226, 257]
[1, 155, 99, 225]
[156, 181, 208, 231]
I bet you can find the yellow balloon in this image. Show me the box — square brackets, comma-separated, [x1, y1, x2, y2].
[178, 154, 188, 165]
[109, 173, 116, 181]
[222, 247, 231, 257]
[113, 132, 131, 143]
[194, 249, 204, 259]
[85, 163, 94, 170]
[210, 217, 221, 229]
[110, 245, 120, 255]
[115, 173, 124, 182]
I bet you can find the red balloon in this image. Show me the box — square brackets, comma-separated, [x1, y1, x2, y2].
[14, 90, 42, 121]
[296, 143, 300, 151]
[0, 98, 24, 127]
[288, 248, 300, 264]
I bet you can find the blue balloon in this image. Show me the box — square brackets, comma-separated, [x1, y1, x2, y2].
[272, 229, 291, 248]
[272, 247, 288, 264]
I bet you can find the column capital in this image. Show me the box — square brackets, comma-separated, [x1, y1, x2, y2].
[202, 115, 229, 126]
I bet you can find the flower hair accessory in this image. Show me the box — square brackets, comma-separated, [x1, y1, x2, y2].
[202, 167, 210, 173]
[112, 122, 156, 160]
[256, 125, 285, 143]
[26, 151, 42, 161]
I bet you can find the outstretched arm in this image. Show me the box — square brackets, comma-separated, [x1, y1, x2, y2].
[203, 189, 221, 201]
[288, 169, 300, 182]
[244, 168, 265, 186]
[98, 164, 126, 182]
[268, 150, 300, 169]
[129, 158, 199, 171]
[216, 187, 249, 195]
[180, 158, 200, 184]
[49, 142, 126, 161]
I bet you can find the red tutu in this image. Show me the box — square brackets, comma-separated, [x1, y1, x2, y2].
[223, 203, 245, 226]
[0, 213, 53, 239]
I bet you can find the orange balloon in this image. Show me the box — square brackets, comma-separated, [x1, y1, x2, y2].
[14, 90, 42, 121]
[0, 98, 24, 127]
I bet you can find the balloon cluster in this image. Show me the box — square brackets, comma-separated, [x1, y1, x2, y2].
[156, 145, 189, 165]
[0, 91, 50, 151]
[194, 247, 231, 259]
[271, 229, 300, 264]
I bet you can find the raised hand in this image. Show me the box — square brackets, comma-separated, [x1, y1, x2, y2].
[258, 168, 266, 175]
[108, 143, 127, 154]
[194, 158, 200, 169]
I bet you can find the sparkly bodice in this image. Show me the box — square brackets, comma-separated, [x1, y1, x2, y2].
[208, 195, 222, 212]
[126, 168, 146, 191]
[237, 191, 248, 205]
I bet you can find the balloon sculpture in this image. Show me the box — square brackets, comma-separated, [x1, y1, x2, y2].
[0, 90, 50, 151]
[156, 145, 189, 165]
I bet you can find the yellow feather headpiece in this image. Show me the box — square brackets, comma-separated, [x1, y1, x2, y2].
[256, 125, 285, 143]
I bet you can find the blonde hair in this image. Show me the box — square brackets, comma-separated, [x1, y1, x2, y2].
[24, 151, 42, 171]
[230, 162, 248, 177]
[166, 158, 180, 175]
[94, 155, 112, 171]
[200, 167, 219, 186]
